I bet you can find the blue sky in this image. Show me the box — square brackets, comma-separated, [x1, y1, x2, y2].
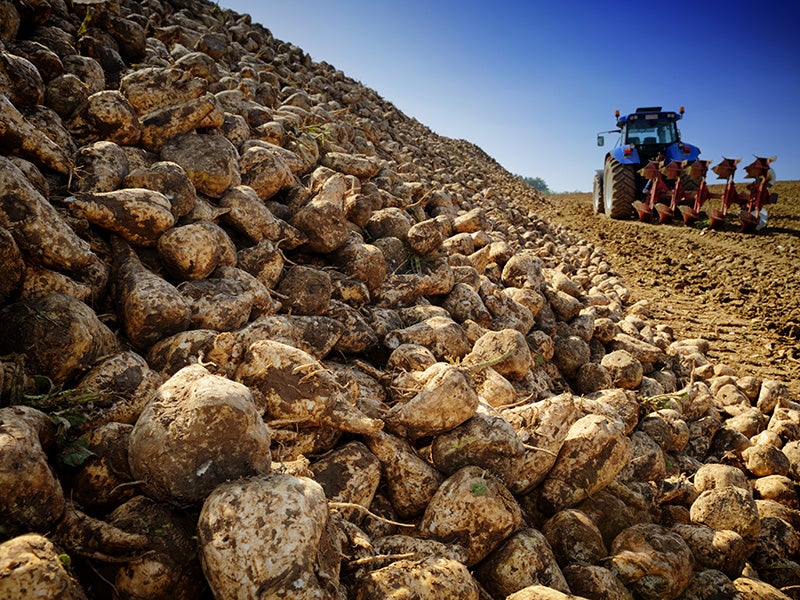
[220, 1, 800, 193]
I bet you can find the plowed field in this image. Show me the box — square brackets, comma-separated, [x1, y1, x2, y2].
[531, 180, 800, 396]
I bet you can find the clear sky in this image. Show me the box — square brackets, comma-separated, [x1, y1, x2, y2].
[219, 1, 800, 193]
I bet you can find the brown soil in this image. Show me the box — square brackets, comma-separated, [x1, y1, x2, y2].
[530, 180, 800, 397]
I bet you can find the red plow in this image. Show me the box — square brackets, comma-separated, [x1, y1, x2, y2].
[633, 156, 778, 232]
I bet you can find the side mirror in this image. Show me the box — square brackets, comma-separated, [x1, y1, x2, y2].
[596, 135, 604, 147]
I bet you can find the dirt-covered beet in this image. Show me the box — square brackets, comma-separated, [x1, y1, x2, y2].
[0, 534, 87, 600]
[608, 523, 694, 600]
[128, 364, 271, 505]
[0, 406, 65, 535]
[106, 496, 208, 600]
[0, 294, 118, 385]
[475, 527, 569, 597]
[353, 556, 481, 599]
[419, 466, 523, 566]
[197, 473, 336, 600]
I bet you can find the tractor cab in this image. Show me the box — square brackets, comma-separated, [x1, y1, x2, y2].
[617, 107, 686, 164]
[597, 106, 696, 165]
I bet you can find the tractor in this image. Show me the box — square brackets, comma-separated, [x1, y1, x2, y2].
[593, 106, 701, 219]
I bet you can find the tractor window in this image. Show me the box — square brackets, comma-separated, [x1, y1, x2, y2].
[625, 121, 678, 145]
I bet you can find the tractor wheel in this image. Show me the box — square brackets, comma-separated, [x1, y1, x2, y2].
[592, 172, 604, 214]
[603, 156, 636, 219]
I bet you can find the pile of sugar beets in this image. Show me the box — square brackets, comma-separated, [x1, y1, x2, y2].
[2, 1, 800, 599]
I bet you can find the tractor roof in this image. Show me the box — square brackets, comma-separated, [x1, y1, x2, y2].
[616, 106, 683, 128]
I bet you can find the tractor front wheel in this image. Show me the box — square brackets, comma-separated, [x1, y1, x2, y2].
[603, 156, 636, 219]
[592, 172, 604, 214]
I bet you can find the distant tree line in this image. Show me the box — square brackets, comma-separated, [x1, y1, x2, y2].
[518, 175, 551, 195]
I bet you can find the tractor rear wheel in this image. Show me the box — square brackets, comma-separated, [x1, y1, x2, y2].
[603, 156, 636, 219]
[592, 172, 604, 214]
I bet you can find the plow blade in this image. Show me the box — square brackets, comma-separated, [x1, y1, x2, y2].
[740, 210, 757, 232]
[684, 159, 711, 182]
[711, 157, 741, 180]
[707, 208, 727, 229]
[654, 203, 674, 223]
[743, 156, 776, 179]
[636, 160, 670, 222]
[706, 157, 744, 230]
[740, 156, 776, 231]
[660, 160, 684, 180]
[639, 161, 662, 181]
[678, 205, 700, 226]
[632, 200, 653, 222]
[739, 209, 768, 232]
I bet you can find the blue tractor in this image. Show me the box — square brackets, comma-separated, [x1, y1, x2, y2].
[593, 106, 701, 219]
